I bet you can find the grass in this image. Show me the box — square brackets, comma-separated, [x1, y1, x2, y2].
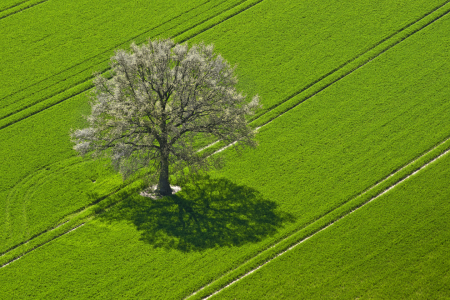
[214, 145, 450, 300]
[2, 0, 449, 252]
[0, 0, 248, 252]
[0, 0, 244, 126]
[1, 0, 448, 130]
[0, 0, 28, 12]
[1, 4, 450, 299]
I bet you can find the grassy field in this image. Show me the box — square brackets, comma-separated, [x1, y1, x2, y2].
[215, 147, 450, 299]
[2, 0, 449, 252]
[1, 0, 450, 299]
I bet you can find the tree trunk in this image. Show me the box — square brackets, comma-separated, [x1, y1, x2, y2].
[157, 153, 172, 196]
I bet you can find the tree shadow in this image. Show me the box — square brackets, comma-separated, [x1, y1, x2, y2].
[98, 175, 296, 252]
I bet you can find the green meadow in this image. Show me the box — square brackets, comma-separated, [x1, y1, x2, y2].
[1, 0, 450, 299]
[216, 147, 450, 300]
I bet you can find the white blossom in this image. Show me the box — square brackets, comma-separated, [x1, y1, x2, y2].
[71, 39, 260, 195]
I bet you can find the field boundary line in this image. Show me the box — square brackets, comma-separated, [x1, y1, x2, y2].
[198, 144, 450, 300]
[0, 0, 48, 21]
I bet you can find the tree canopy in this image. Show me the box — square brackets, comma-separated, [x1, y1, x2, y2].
[71, 39, 260, 196]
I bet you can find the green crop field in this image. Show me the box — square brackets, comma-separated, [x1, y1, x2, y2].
[1, 0, 450, 299]
[215, 148, 450, 300]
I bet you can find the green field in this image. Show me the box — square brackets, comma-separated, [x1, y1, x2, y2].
[216, 148, 450, 299]
[1, 0, 450, 299]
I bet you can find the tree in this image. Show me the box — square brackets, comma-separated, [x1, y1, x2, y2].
[71, 39, 260, 196]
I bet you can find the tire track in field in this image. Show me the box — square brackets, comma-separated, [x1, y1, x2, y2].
[1, 0, 449, 265]
[0, 0, 244, 120]
[0, 0, 48, 21]
[0, 0, 216, 104]
[1, 157, 83, 256]
[0, 0, 29, 13]
[176, 0, 265, 44]
[195, 141, 450, 300]
[0, 173, 138, 267]
[254, 0, 450, 128]
[0, 0, 260, 131]
[183, 3, 450, 296]
[1, 0, 448, 134]
[187, 134, 450, 299]
[0, 223, 85, 268]
[0, 0, 235, 114]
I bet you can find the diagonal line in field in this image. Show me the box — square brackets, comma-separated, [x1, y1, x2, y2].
[2, 0, 449, 134]
[0, 0, 259, 130]
[0, 0, 30, 13]
[0, 223, 84, 268]
[2, 0, 450, 267]
[0, 0, 48, 21]
[0, 0, 218, 102]
[250, 0, 450, 126]
[198, 144, 450, 300]
[184, 132, 450, 299]
[255, 1, 450, 129]
[0, 0, 249, 116]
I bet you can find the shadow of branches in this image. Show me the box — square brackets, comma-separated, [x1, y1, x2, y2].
[99, 175, 295, 252]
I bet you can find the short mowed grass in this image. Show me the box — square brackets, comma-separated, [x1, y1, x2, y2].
[1, 2, 450, 299]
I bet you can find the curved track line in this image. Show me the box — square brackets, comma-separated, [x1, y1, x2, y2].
[199, 144, 450, 300]
[3, 0, 450, 267]
[2, 0, 449, 277]
[1, 157, 86, 257]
